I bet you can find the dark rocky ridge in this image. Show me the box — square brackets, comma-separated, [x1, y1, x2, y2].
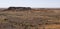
[3, 7, 31, 11]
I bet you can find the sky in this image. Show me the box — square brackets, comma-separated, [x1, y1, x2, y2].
[0, 0, 60, 8]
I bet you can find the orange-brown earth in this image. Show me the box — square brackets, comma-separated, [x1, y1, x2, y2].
[0, 8, 60, 29]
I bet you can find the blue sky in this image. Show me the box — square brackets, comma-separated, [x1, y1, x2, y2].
[0, 0, 60, 8]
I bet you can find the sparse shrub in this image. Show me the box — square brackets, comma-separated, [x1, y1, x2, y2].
[4, 19, 8, 21]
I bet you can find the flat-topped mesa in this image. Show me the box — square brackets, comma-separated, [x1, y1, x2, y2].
[4, 7, 31, 11]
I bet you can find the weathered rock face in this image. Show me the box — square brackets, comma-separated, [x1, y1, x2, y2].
[6, 7, 31, 11]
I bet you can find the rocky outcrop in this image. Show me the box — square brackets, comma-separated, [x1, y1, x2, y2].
[4, 7, 31, 11]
